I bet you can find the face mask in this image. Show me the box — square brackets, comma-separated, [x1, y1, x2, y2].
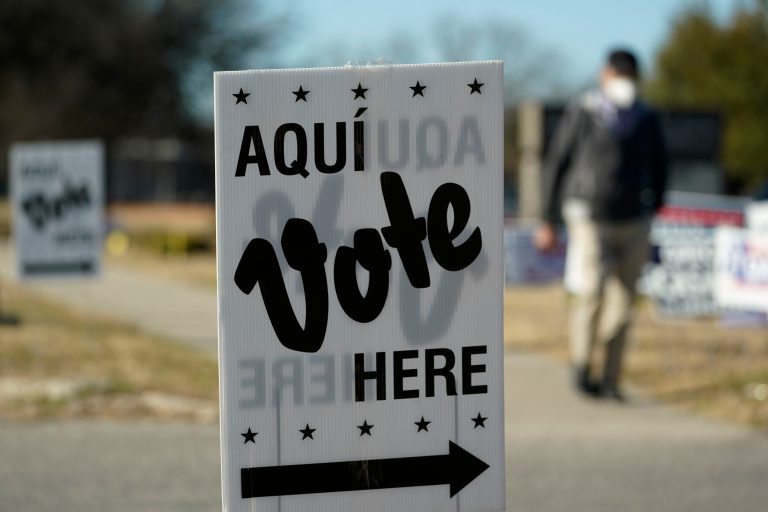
[603, 77, 636, 108]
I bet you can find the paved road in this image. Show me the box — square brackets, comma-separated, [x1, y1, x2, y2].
[0, 421, 221, 512]
[1, 243, 768, 511]
[2, 353, 767, 512]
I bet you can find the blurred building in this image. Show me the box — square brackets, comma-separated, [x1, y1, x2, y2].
[109, 138, 214, 203]
[517, 101, 723, 219]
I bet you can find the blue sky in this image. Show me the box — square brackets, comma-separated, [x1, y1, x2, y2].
[261, 0, 746, 87]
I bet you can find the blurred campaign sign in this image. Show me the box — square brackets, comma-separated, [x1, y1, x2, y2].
[747, 201, 768, 232]
[716, 201, 768, 326]
[9, 140, 104, 279]
[641, 225, 719, 317]
[214, 62, 504, 512]
[503, 222, 565, 285]
[641, 192, 748, 318]
[714, 227, 768, 311]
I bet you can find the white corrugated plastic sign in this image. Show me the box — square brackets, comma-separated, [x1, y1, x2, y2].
[10, 140, 104, 279]
[214, 62, 505, 512]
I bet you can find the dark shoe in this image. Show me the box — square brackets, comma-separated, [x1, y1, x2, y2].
[574, 366, 601, 398]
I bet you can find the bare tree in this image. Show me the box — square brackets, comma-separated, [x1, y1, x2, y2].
[297, 16, 568, 105]
[429, 16, 567, 104]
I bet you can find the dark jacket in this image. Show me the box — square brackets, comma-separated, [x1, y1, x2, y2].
[540, 92, 668, 223]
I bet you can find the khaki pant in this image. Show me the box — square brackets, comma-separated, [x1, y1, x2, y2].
[566, 216, 650, 389]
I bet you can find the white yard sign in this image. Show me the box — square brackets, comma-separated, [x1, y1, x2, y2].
[10, 140, 104, 279]
[714, 226, 768, 311]
[747, 201, 768, 232]
[215, 62, 505, 512]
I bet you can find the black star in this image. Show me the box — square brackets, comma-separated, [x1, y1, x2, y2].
[299, 424, 316, 440]
[357, 420, 374, 436]
[410, 81, 427, 97]
[292, 85, 310, 102]
[414, 416, 431, 432]
[241, 428, 258, 443]
[351, 83, 368, 99]
[233, 88, 250, 105]
[471, 413, 487, 429]
[467, 78, 484, 95]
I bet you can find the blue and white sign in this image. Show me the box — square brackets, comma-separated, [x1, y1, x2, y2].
[503, 223, 565, 285]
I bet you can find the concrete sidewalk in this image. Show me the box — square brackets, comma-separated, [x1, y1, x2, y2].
[1, 244, 767, 511]
[0, 243, 217, 352]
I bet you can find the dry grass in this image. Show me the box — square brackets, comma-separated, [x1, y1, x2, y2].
[505, 286, 768, 431]
[104, 202, 217, 287]
[0, 200, 9, 237]
[108, 202, 214, 233]
[0, 280, 218, 421]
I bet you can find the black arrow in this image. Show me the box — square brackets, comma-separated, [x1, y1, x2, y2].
[241, 441, 488, 499]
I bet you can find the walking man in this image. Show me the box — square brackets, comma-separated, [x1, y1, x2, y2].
[534, 49, 667, 399]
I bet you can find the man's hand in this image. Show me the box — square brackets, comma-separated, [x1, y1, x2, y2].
[534, 222, 557, 252]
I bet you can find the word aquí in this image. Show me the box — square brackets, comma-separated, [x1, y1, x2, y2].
[234, 171, 482, 353]
[22, 182, 91, 231]
[234, 115, 485, 178]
